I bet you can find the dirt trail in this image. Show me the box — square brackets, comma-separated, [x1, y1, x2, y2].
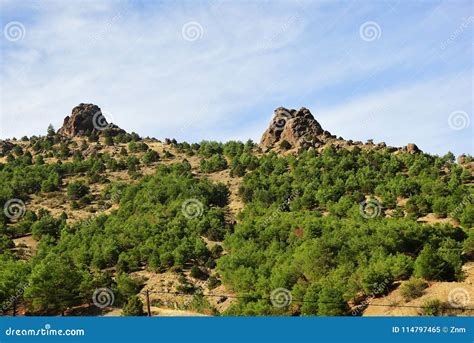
[205, 169, 244, 220]
[103, 307, 207, 317]
[132, 270, 235, 315]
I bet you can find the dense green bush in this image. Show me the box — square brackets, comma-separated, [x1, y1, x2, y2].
[0, 255, 30, 314]
[279, 140, 292, 150]
[142, 150, 160, 165]
[207, 276, 221, 290]
[420, 298, 445, 316]
[24, 252, 83, 315]
[317, 286, 348, 316]
[460, 204, 474, 228]
[122, 296, 145, 316]
[41, 173, 61, 192]
[413, 245, 453, 281]
[400, 278, 428, 301]
[31, 214, 64, 239]
[128, 141, 149, 153]
[200, 154, 228, 173]
[190, 266, 208, 280]
[67, 181, 90, 200]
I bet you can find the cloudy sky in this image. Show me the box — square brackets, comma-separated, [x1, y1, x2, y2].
[0, 0, 472, 156]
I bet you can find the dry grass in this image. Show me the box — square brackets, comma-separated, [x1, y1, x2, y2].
[417, 213, 459, 226]
[363, 262, 474, 316]
[12, 234, 38, 258]
[131, 269, 236, 315]
[102, 306, 208, 317]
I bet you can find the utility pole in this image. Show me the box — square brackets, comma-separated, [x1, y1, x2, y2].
[146, 290, 151, 317]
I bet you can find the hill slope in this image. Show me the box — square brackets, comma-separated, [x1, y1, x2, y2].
[0, 104, 473, 317]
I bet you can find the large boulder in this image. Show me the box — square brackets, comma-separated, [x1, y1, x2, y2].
[405, 143, 421, 154]
[58, 103, 124, 137]
[260, 107, 325, 148]
[457, 154, 466, 165]
[0, 141, 16, 156]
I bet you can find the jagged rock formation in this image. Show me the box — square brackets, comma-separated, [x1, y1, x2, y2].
[260, 106, 423, 154]
[260, 107, 326, 148]
[58, 103, 124, 137]
[457, 154, 474, 170]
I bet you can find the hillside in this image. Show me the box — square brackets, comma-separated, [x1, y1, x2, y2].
[0, 104, 473, 317]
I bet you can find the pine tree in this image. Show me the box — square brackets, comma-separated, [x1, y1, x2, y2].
[122, 296, 145, 316]
[301, 283, 321, 315]
[414, 245, 446, 280]
[47, 124, 55, 137]
[24, 254, 83, 315]
[317, 286, 348, 316]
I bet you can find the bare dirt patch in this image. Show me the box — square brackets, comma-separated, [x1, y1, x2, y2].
[417, 213, 459, 226]
[102, 306, 207, 317]
[12, 234, 38, 258]
[131, 269, 235, 315]
[363, 263, 474, 316]
[204, 169, 244, 220]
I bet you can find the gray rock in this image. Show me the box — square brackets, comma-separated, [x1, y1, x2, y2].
[406, 143, 421, 154]
[58, 103, 124, 137]
[260, 107, 325, 148]
[0, 141, 15, 156]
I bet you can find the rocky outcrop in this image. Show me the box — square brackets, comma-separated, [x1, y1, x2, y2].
[58, 103, 124, 137]
[260, 106, 424, 155]
[0, 141, 16, 156]
[260, 107, 325, 148]
[458, 154, 466, 165]
[83, 144, 103, 156]
[404, 143, 421, 154]
[457, 154, 474, 171]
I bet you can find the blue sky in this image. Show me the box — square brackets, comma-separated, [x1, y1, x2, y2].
[0, 0, 472, 156]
